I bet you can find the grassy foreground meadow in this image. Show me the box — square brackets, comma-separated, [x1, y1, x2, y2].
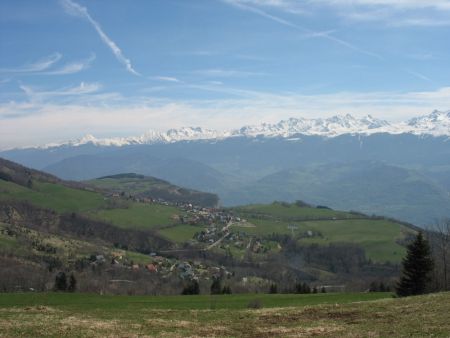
[0, 292, 449, 337]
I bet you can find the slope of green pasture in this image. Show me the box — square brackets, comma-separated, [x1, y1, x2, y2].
[0, 180, 106, 213]
[158, 224, 202, 243]
[0, 178, 183, 234]
[233, 203, 359, 220]
[232, 215, 413, 263]
[88, 203, 179, 230]
[232, 218, 292, 235]
[87, 174, 219, 207]
[299, 219, 412, 263]
[0, 226, 18, 251]
[87, 176, 159, 194]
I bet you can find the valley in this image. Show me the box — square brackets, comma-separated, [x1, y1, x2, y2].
[0, 157, 416, 295]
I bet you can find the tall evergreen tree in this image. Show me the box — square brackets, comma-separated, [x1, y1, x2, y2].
[396, 232, 434, 297]
[54, 271, 67, 291]
[181, 280, 200, 295]
[269, 283, 278, 294]
[67, 273, 77, 292]
[210, 277, 222, 295]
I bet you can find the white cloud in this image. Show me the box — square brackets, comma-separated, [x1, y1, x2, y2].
[60, 0, 140, 76]
[0, 53, 62, 73]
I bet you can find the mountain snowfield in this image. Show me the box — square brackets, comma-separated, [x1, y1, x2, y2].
[43, 110, 450, 149]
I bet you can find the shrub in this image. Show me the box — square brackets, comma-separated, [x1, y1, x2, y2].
[247, 299, 263, 309]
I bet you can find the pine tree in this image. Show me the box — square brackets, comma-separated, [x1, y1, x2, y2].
[67, 273, 77, 292]
[181, 280, 200, 295]
[210, 277, 222, 295]
[269, 283, 278, 294]
[222, 285, 232, 294]
[396, 232, 434, 297]
[54, 271, 67, 291]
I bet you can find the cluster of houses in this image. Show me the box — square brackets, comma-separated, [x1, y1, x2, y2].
[107, 252, 232, 281]
[104, 192, 277, 269]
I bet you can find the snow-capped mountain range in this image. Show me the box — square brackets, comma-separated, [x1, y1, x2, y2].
[44, 110, 450, 148]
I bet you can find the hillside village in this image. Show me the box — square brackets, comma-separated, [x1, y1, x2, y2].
[108, 191, 280, 256]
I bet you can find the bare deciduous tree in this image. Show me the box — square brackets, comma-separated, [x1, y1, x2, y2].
[428, 219, 450, 291]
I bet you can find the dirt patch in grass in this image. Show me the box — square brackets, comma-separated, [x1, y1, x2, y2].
[145, 318, 194, 329]
[0, 305, 61, 314]
[256, 324, 343, 337]
[256, 305, 360, 323]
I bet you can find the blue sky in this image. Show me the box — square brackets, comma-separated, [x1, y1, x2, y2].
[1, 0, 450, 148]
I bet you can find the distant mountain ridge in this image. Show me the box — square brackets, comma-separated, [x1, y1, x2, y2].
[33, 110, 450, 150]
[2, 111, 450, 227]
[87, 173, 219, 207]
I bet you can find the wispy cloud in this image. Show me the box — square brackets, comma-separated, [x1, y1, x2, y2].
[318, 0, 450, 11]
[408, 53, 436, 61]
[60, 0, 140, 76]
[43, 53, 96, 75]
[314, 0, 450, 27]
[404, 69, 435, 85]
[222, 0, 383, 60]
[193, 68, 266, 77]
[0, 53, 95, 76]
[224, 0, 450, 27]
[390, 18, 450, 27]
[0, 53, 62, 73]
[151, 76, 181, 83]
[227, 0, 308, 15]
[20, 82, 102, 102]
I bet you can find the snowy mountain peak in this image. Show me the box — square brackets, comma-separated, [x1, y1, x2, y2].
[405, 110, 450, 136]
[408, 110, 450, 125]
[38, 111, 450, 149]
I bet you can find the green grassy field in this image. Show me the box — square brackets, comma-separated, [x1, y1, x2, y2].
[298, 219, 410, 263]
[158, 224, 202, 243]
[0, 180, 106, 213]
[87, 176, 166, 194]
[233, 203, 358, 220]
[0, 177, 415, 263]
[0, 292, 392, 311]
[88, 203, 179, 230]
[232, 203, 414, 263]
[0, 292, 448, 337]
[0, 179, 179, 231]
[0, 222, 156, 267]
